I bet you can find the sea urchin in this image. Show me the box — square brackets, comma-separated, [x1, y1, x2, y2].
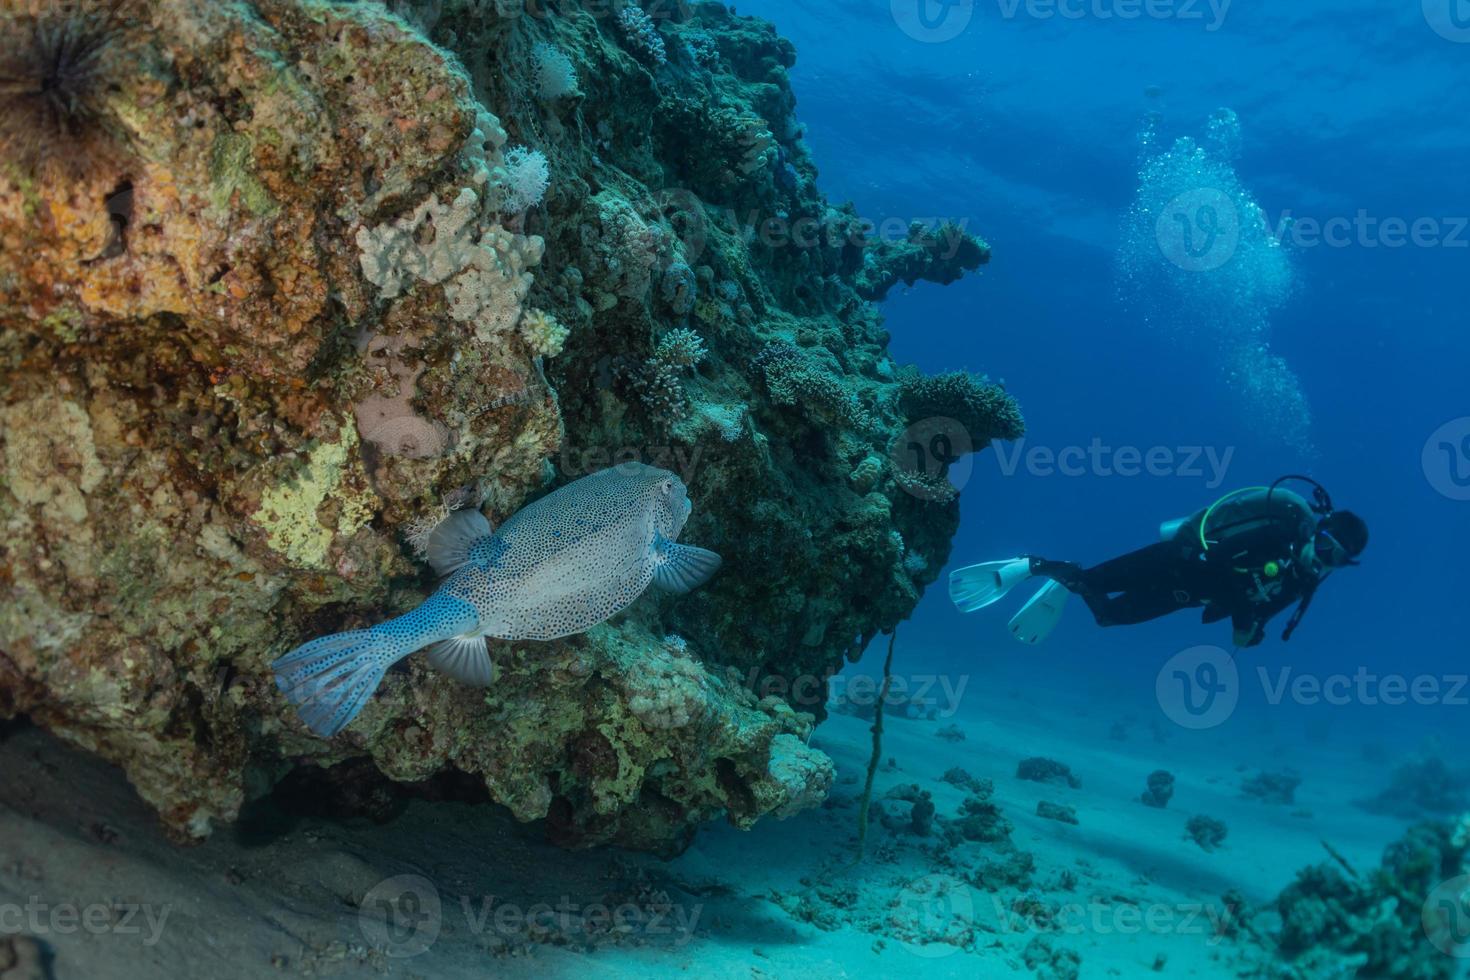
[0, 1, 134, 179]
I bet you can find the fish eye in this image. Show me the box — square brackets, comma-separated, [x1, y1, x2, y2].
[660, 479, 673, 495]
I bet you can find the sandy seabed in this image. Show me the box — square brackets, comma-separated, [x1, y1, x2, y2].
[0, 653, 1442, 980]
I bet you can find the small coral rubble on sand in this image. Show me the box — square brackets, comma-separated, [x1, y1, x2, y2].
[1017, 757, 1082, 789]
[0, 0, 1019, 851]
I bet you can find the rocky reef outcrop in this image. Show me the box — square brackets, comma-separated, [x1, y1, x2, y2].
[0, 0, 1020, 852]
[1231, 822, 1470, 979]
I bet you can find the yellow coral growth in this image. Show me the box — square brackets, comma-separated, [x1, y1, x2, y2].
[520, 306, 570, 357]
[252, 422, 377, 569]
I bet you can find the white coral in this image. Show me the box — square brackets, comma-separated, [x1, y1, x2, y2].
[766, 733, 834, 818]
[520, 307, 570, 358]
[532, 42, 579, 100]
[496, 146, 550, 214]
[627, 652, 713, 731]
[354, 109, 547, 344]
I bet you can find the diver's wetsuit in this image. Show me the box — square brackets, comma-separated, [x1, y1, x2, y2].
[1030, 488, 1328, 646]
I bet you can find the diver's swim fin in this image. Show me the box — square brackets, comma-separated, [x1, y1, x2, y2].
[1008, 580, 1069, 645]
[950, 558, 1033, 613]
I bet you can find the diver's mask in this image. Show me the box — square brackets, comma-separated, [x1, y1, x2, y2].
[1313, 527, 1358, 569]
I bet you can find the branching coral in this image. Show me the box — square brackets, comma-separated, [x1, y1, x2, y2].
[890, 466, 959, 505]
[617, 5, 667, 65]
[754, 341, 877, 432]
[654, 95, 778, 195]
[630, 327, 708, 425]
[898, 369, 1025, 445]
[684, 30, 720, 70]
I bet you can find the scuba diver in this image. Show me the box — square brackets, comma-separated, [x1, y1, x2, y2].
[950, 477, 1367, 648]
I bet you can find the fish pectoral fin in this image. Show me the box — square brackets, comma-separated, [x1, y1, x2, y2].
[425, 509, 494, 577]
[423, 634, 495, 687]
[651, 535, 722, 594]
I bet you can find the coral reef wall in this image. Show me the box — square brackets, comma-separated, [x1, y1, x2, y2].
[0, 0, 1020, 853]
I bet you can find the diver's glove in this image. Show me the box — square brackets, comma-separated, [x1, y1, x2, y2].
[1232, 621, 1265, 649]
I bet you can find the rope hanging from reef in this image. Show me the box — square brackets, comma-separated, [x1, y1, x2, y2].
[852, 627, 896, 864]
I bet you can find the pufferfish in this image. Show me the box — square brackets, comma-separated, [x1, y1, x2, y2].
[272, 464, 722, 737]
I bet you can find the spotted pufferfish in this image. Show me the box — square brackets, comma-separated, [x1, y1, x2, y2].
[271, 464, 722, 737]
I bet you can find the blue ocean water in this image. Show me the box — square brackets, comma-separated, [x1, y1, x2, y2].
[739, 0, 1470, 750]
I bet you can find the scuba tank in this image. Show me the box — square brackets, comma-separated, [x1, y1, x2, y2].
[1186, 476, 1345, 641]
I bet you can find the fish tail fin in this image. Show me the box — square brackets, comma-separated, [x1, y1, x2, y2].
[272, 594, 477, 737]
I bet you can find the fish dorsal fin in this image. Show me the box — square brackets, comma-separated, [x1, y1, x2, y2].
[424, 635, 495, 687]
[426, 509, 494, 577]
[650, 533, 722, 594]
